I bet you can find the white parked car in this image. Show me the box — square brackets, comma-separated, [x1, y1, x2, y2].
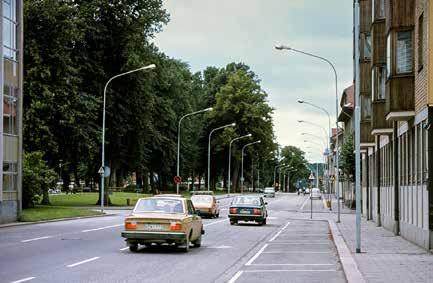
[263, 187, 275, 198]
[310, 188, 322, 199]
[304, 188, 310, 195]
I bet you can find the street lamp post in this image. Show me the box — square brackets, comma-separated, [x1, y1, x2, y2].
[273, 163, 285, 188]
[207, 123, 236, 190]
[276, 44, 340, 223]
[228, 134, 252, 195]
[176, 107, 213, 194]
[241, 140, 261, 193]
[100, 64, 156, 213]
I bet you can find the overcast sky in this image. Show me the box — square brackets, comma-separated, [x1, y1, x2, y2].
[153, 0, 354, 162]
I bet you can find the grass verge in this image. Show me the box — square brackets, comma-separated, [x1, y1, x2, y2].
[20, 206, 102, 222]
[49, 192, 150, 207]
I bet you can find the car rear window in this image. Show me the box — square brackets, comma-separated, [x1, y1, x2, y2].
[191, 195, 213, 203]
[134, 198, 184, 214]
[264, 188, 274, 192]
[232, 196, 261, 206]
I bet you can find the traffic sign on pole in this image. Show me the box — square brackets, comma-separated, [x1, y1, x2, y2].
[174, 176, 182, 185]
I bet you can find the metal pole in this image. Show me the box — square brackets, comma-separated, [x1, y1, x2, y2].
[257, 162, 260, 190]
[241, 140, 261, 193]
[100, 64, 155, 213]
[176, 108, 212, 194]
[228, 134, 251, 195]
[354, 1, 361, 253]
[207, 123, 236, 190]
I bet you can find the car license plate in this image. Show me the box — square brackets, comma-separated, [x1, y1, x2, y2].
[240, 209, 251, 214]
[143, 224, 164, 230]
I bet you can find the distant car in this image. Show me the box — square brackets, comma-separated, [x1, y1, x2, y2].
[297, 188, 303, 195]
[48, 188, 61, 194]
[310, 188, 322, 200]
[191, 194, 220, 218]
[304, 188, 310, 195]
[121, 195, 204, 252]
[228, 195, 268, 225]
[263, 187, 275, 198]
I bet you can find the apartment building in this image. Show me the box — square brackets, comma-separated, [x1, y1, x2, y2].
[354, 0, 432, 249]
[0, 0, 23, 223]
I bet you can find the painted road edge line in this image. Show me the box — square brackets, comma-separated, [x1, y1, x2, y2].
[21, 236, 53, 243]
[328, 220, 366, 283]
[269, 221, 290, 242]
[81, 224, 122, 233]
[204, 219, 227, 227]
[245, 243, 268, 266]
[67, 257, 100, 268]
[119, 247, 129, 251]
[10, 277, 35, 283]
[227, 271, 243, 283]
[244, 269, 337, 273]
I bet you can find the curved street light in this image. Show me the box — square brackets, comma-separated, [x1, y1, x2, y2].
[228, 133, 252, 195]
[301, 133, 327, 148]
[176, 107, 213, 194]
[100, 64, 156, 213]
[241, 140, 261, 193]
[207, 123, 236, 190]
[275, 44, 340, 223]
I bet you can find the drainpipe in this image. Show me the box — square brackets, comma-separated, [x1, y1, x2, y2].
[393, 121, 400, 235]
[376, 136, 381, 226]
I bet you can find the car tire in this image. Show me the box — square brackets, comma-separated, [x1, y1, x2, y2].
[192, 233, 202, 248]
[179, 234, 190, 252]
[230, 220, 237, 225]
[262, 218, 267, 225]
[216, 212, 219, 218]
[129, 244, 138, 252]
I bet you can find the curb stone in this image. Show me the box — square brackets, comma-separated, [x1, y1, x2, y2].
[328, 219, 366, 283]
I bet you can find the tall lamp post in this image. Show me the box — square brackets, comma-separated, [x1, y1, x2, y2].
[176, 107, 213, 194]
[241, 140, 261, 193]
[284, 167, 297, 192]
[273, 163, 285, 189]
[275, 44, 340, 223]
[100, 64, 156, 213]
[207, 123, 236, 190]
[228, 134, 252, 195]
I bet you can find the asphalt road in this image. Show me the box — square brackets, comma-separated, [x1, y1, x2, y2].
[0, 193, 346, 283]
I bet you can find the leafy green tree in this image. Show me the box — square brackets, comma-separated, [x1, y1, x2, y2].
[280, 146, 310, 191]
[340, 133, 355, 181]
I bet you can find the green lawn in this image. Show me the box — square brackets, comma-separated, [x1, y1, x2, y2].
[20, 206, 102, 222]
[50, 192, 150, 207]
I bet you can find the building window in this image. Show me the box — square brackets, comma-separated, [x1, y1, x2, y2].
[3, 0, 17, 60]
[372, 0, 385, 20]
[372, 66, 386, 100]
[361, 95, 372, 120]
[396, 31, 413, 74]
[386, 34, 391, 77]
[4, 84, 18, 135]
[362, 34, 372, 60]
[418, 14, 424, 71]
[3, 161, 17, 191]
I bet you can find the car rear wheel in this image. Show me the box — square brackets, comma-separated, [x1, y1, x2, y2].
[230, 220, 237, 225]
[129, 243, 138, 252]
[192, 233, 202, 248]
[179, 234, 190, 252]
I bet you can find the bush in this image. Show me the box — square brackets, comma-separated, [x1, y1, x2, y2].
[22, 151, 58, 208]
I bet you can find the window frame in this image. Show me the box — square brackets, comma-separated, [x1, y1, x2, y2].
[417, 13, 424, 72]
[395, 30, 414, 75]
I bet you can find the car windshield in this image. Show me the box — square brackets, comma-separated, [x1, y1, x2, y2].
[264, 188, 274, 192]
[191, 195, 213, 203]
[134, 198, 184, 214]
[312, 188, 320, 193]
[232, 196, 261, 206]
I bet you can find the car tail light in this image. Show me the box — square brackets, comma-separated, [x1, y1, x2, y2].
[125, 221, 137, 230]
[170, 222, 182, 231]
[229, 207, 237, 214]
[253, 208, 262, 215]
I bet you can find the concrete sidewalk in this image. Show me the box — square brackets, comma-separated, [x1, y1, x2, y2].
[328, 201, 433, 283]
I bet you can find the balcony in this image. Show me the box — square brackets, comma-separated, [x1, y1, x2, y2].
[361, 121, 374, 146]
[371, 19, 386, 66]
[371, 101, 392, 135]
[385, 75, 415, 121]
[360, 0, 372, 33]
[385, 0, 415, 33]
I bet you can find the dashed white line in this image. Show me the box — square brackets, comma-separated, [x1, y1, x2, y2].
[81, 224, 122, 233]
[119, 247, 129, 251]
[9, 277, 35, 283]
[21, 236, 54, 243]
[245, 244, 268, 266]
[262, 251, 329, 254]
[67, 257, 100, 267]
[249, 263, 334, 266]
[244, 269, 337, 272]
[269, 221, 291, 242]
[203, 219, 227, 227]
[227, 271, 244, 283]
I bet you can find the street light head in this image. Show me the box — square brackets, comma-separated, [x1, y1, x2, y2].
[144, 64, 156, 69]
[247, 133, 252, 137]
[257, 140, 262, 143]
[298, 120, 304, 123]
[231, 123, 236, 127]
[206, 107, 213, 112]
[297, 99, 304, 104]
[274, 44, 291, 50]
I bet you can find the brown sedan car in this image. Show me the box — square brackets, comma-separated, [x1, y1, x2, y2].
[121, 195, 204, 252]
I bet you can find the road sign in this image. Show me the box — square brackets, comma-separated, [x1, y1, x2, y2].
[309, 173, 315, 180]
[174, 176, 182, 184]
[98, 166, 104, 175]
[104, 166, 111, 177]
[240, 177, 245, 182]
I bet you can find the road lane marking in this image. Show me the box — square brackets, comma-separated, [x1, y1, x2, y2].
[245, 244, 268, 266]
[227, 271, 243, 283]
[244, 269, 337, 272]
[249, 263, 334, 266]
[206, 245, 232, 249]
[262, 251, 329, 254]
[269, 221, 290, 242]
[67, 257, 100, 267]
[299, 196, 310, 210]
[10, 277, 35, 283]
[81, 224, 122, 233]
[268, 242, 329, 244]
[119, 247, 129, 251]
[203, 219, 227, 227]
[21, 236, 54, 243]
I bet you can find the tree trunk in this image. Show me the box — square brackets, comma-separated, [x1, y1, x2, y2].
[40, 188, 50, 205]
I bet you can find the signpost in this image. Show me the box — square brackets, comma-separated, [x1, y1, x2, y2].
[174, 176, 182, 185]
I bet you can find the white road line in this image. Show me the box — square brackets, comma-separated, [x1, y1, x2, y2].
[10, 277, 36, 283]
[244, 269, 337, 273]
[269, 242, 329, 245]
[227, 271, 244, 283]
[269, 221, 291, 242]
[67, 257, 100, 267]
[21, 236, 53, 243]
[262, 251, 329, 254]
[119, 247, 129, 251]
[249, 263, 334, 266]
[245, 244, 268, 266]
[204, 219, 227, 227]
[81, 224, 122, 233]
[299, 196, 310, 210]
